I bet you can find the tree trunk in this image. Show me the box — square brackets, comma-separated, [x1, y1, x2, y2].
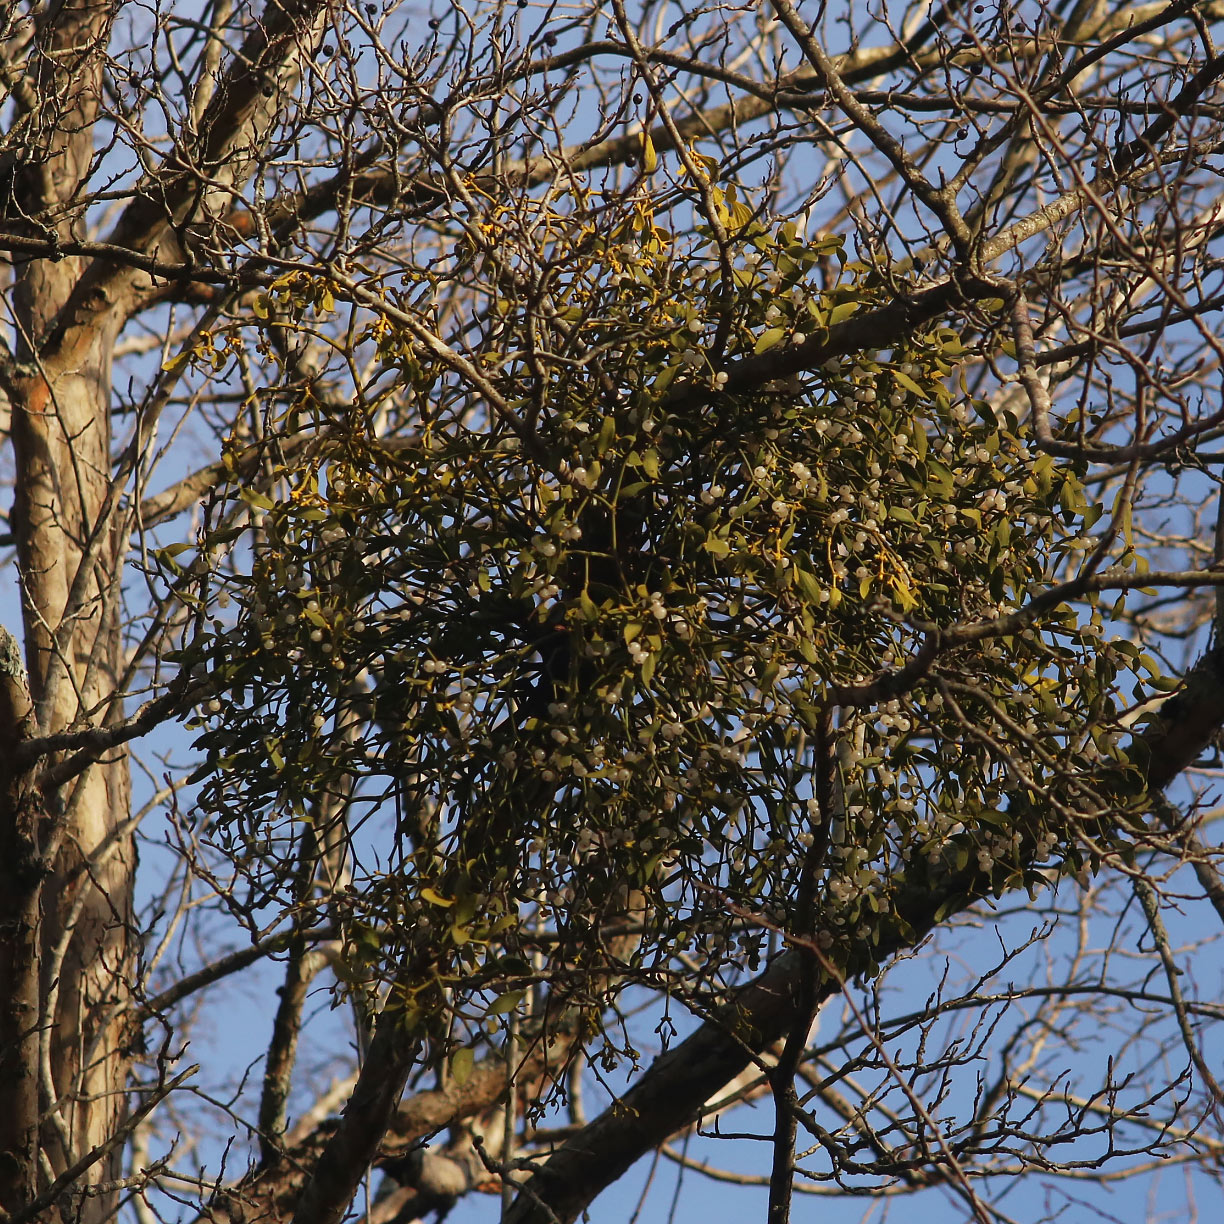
[0, 3, 134, 1220]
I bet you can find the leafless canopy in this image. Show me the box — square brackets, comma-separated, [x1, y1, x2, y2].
[4, 3, 1224, 1224]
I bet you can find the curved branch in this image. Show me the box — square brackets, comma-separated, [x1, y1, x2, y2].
[38, 0, 331, 374]
[503, 641, 1224, 1224]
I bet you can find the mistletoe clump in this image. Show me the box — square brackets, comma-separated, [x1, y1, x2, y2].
[175, 190, 1139, 1023]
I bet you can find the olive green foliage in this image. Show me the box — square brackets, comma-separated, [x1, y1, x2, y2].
[170, 176, 1146, 1046]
